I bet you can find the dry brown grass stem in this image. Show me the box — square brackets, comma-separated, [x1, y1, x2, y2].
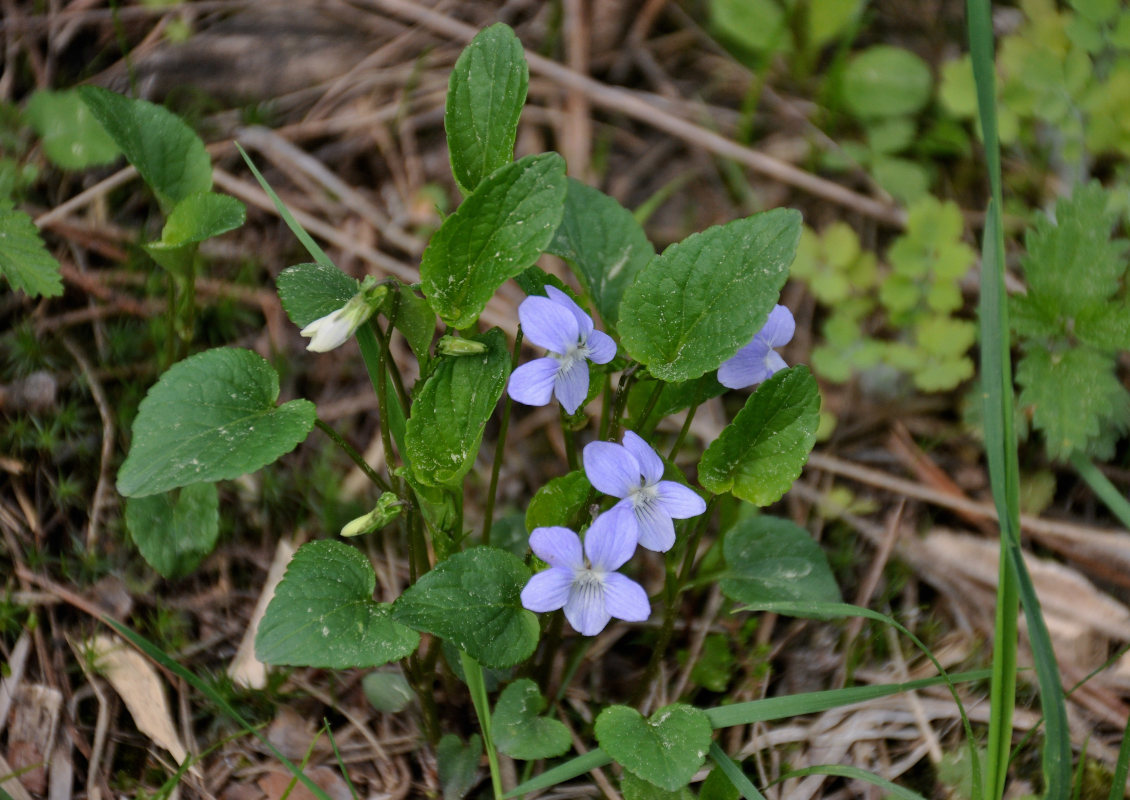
[363, 0, 908, 227]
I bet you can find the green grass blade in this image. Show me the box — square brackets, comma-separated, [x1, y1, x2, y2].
[105, 618, 335, 800]
[503, 670, 991, 798]
[966, 0, 1071, 796]
[778, 765, 928, 800]
[503, 750, 612, 798]
[1069, 453, 1130, 530]
[737, 600, 981, 787]
[1107, 712, 1130, 800]
[235, 142, 333, 267]
[709, 742, 768, 800]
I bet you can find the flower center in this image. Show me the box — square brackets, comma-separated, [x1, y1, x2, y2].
[552, 339, 588, 370]
[628, 481, 659, 511]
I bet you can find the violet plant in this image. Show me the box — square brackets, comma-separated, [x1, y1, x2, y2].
[98, 22, 989, 800]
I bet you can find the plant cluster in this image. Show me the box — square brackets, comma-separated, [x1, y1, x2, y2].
[793, 195, 978, 394]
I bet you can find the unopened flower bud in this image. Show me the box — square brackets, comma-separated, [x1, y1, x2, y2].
[340, 493, 402, 537]
[437, 335, 488, 356]
[300, 280, 389, 353]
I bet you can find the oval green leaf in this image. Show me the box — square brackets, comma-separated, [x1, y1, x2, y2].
[392, 547, 538, 669]
[255, 540, 419, 669]
[116, 348, 317, 497]
[842, 46, 933, 119]
[619, 209, 801, 382]
[124, 483, 219, 579]
[420, 153, 567, 329]
[698, 366, 819, 506]
[25, 89, 119, 169]
[446, 22, 529, 195]
[720, 515, 841, 606]
[405, 328, 510, 486]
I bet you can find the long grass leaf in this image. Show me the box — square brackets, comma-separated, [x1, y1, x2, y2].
[1069, 453, 1130, 530]
[779, 765, 928, 799]
[505, 670, 989, 798]
[966, 0, 1071, 796]
[235, 143, 333, 267]
[709, 742, 768, 800]
[1108, 712, 1130, 800]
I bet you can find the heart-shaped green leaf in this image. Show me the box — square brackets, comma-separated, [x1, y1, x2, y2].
[446, 23, 528, 195]
[124, 483, 219, 579]
[619, 209, 800, 382]
[276, 262, 359, 328]
[594, 703, 712, 791]
[117, 347, 317, 497]
[392, 547, 538, 669]
[720, 515, 841, 606]
[405, 328, 509, 486]
[547, 178, 655, 327]
[255, 540, 419, 669]
[420, 152, 566, 329]
[698, 366, 819, 506]
[492, 679, 571, 760]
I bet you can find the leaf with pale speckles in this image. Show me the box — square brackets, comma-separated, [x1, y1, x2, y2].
[392, 547, 538, 668]
[420, 153, 566, 329]
[698, 366, 819, 506]
[256, 540, 419, 669]
[117, 347, 316, 496]
[405, 328, 509, 486]
[619, 209, 800, 382]
[595, 703, 712, 791]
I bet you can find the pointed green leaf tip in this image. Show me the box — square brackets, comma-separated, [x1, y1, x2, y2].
[619, 208, 801, 382]
[698, 366, 820, 506]
[0, 201, 63, 297]
[117, 348, 316, 497]
[78, 86, 212, 212]
[595, 703, 712, 791]
[255, 540, 419, 669]
[446, 22, 529, 195]
[421, 153, 567, 329]
[392, 547, 538, 669]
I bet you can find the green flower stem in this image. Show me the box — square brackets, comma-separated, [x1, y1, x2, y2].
[632, 495, 719, 706]
[606, 362, 641, 442]
[405, 653, 442, 744]
[314, 418, 393, 493]
[562, 408, 580, 473]
[379, 291, 412, 418]
[667, 401, 701, 463]
[482, 329, 523, 544]
[635, 380, 665, 436]
[1069, 452, 1130, 530]
[461, 651, 504, 800]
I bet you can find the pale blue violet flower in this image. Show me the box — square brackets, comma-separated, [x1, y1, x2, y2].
[520, 506, 650, 636]
[583, 430, 706, 553]
[508, 286, 616, 414]
[717, 304, 795, 389]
